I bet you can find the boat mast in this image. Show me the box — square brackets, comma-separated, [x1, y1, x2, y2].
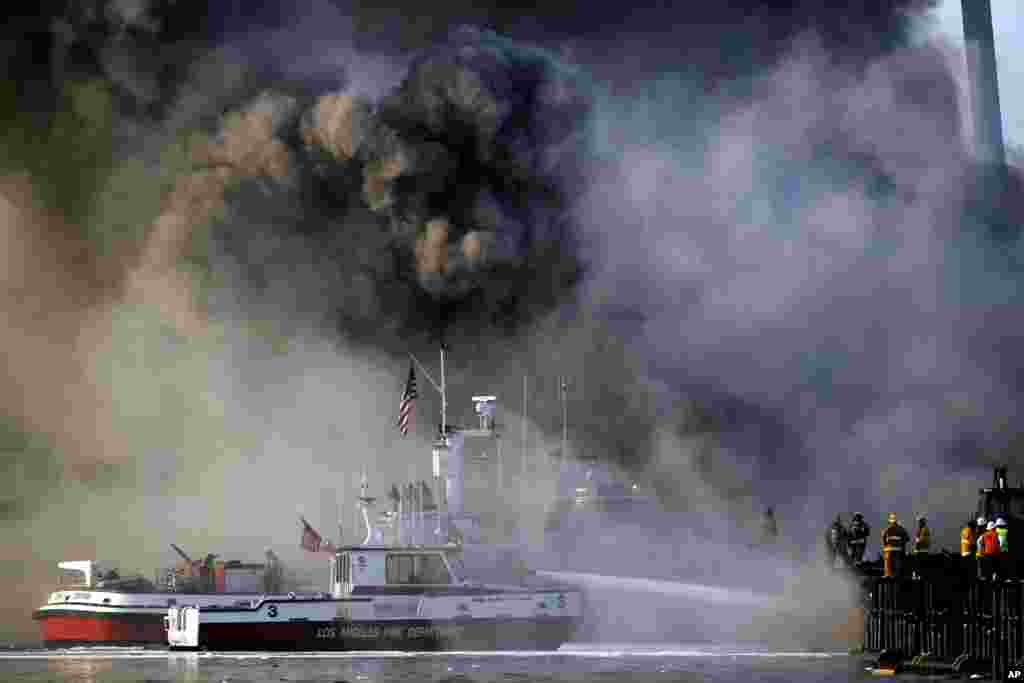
[437, 344, 447, 537]
[407, 347, 448, 544]
[339, 491, 348, 548]
[560, 375, 568, 459]
[522, 375, 527, 478]
[408, 349, 445, 438]
[441, 344, 447, 435]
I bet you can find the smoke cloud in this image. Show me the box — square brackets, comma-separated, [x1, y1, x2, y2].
[4, 0, 1024, 647]
[583, 34, 1024, 552]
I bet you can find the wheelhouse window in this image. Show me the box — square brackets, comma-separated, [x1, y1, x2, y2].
[387, 554, 414, 584]
[59, 569, 87, 588]
[386, 554, 451, 585]
[417, 554, 451, 584]
[446, 554, 465, 581]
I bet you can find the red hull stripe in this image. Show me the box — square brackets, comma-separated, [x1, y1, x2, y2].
[34, 609, 163, 622]
[37, 614, 166, 645]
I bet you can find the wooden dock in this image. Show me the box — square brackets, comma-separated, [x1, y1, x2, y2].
[862, 571, 1024, 679]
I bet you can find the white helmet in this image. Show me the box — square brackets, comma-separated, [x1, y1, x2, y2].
[997, 518, 1007, 528]
[987, 521, 997, 530]
[977, 517, 987, 527]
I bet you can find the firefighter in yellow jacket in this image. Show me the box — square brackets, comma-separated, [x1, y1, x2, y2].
[881, 513, 909, 578]
[961, 519, 977, 558]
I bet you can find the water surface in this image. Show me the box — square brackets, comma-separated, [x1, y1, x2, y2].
[0, 644, 882, 682]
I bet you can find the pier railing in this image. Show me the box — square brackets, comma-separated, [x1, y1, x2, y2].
[862, 573, 1024, 679]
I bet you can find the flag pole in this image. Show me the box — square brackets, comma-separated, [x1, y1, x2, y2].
[407, 351, 444, 437]
[441, 344, 447, 435]
[408, 353, 441, 394]
[521, 375, 527, 480]
[438, 343, 446, 544]
[339, 491, 348, 548]
[560, 376, 568, 459]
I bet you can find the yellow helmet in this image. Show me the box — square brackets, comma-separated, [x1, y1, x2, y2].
[888, 512, 897, 524]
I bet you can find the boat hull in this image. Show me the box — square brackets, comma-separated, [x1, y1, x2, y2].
[175, 617, 577, 651]
[33, 609, 166, 647]
[33, 590, 290, 647]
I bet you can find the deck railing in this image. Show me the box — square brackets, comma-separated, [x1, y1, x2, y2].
[862, 574, 1024, 679]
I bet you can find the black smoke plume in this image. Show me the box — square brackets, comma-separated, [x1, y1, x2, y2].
[6, 0, 1024, 643]
[206, 26, 591, 348]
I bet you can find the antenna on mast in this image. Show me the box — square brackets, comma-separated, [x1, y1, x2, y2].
[522, 375, 528, 478]
[358, 468, 382, 545]
[441, 340, 447, 436]
[560, 375, 569, 459]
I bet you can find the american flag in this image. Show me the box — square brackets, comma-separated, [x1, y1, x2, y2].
[397, 364, 418, 435]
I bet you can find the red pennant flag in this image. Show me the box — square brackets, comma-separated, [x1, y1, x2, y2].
[300, 517, 336, 553]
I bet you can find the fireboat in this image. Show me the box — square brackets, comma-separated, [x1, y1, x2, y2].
[166, 380, 585, 651]
[32, 547, 290, 647]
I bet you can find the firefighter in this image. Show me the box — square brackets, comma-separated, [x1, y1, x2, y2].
[961, 519, 977, 558]
[848, 512, 870, 564]
[203, 553, 218, 592]
[189, 558, 205, 591]
[881, 513, 909, 578]
[823, 520, 835, 568]
[761, 507, 779, 545]
[825, 515, 847, 568]
[978, 520, 1001, 580]
[975, 516, 988, 568]
[263, 548, 283, 593]
[996, 517, 1011, 579]
[996, 517, 1009, 551]
[913, 515, 931, 554]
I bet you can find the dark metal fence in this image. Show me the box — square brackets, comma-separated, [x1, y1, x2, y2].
[863, 574, 1024, 679]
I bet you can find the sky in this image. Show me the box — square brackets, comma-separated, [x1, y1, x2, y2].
[930, 0, 1024, 148]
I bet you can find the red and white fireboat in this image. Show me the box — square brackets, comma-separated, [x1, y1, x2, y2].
[167, 543, 583, 652]
[33, 551, 286, 647]
[165, 389, 585, 651]
[167, 484, 584, 651]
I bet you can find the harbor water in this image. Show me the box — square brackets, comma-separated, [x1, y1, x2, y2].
[12, 566, 884, 681]
[0, 644, 874, 683]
